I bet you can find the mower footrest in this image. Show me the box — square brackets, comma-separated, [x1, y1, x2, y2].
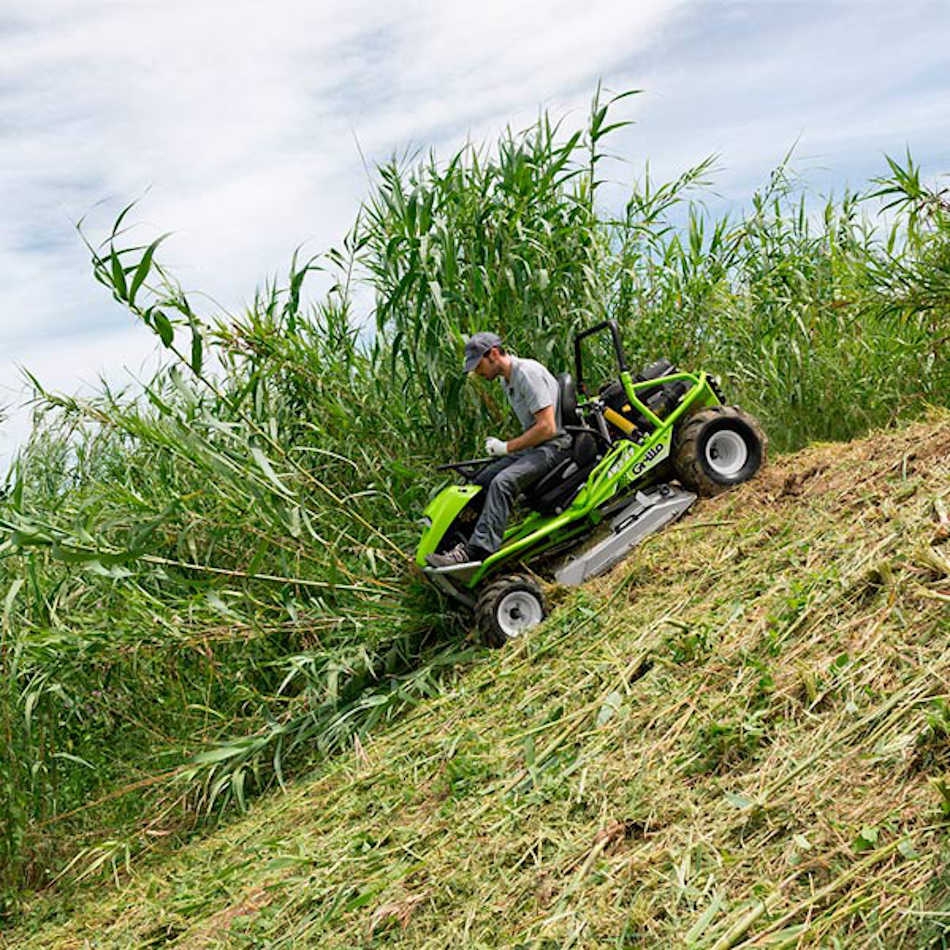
[422, 564, 478, 607]
[554, 484, 697, 586]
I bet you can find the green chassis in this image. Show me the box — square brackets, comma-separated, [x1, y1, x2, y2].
[415, 362, 722, 601]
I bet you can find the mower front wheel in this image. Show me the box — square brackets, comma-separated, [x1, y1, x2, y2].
[474, 574, 547, 648]
[673, 406, 767, 497]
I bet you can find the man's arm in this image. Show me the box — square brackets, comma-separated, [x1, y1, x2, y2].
[504, 405, 557, 453]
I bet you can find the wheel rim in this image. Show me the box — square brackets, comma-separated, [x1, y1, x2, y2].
[496, 589, 545, 638]
[704, 429, 748, 477]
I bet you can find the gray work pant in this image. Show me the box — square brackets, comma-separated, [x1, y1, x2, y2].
[469, 437, 571, 556]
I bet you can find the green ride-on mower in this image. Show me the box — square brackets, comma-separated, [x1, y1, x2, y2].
[415, 321, 766, 646]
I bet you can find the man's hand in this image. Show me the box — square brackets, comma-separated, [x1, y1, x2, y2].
[485, 436, 509, 457]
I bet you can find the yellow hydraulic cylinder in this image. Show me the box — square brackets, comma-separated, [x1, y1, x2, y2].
[603, 406, 637, 436]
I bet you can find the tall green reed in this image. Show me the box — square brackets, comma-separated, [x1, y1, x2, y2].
[1, 89, 947, 908]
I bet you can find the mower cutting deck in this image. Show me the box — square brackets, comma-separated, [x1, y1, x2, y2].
[552, 483, 697, 587]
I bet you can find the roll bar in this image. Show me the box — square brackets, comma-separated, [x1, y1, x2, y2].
[573, 320, 627, 395]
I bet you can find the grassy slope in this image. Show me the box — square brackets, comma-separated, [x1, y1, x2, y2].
[8, 413, 950, 949]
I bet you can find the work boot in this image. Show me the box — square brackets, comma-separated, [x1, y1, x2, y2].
[425, 542, 481, 569]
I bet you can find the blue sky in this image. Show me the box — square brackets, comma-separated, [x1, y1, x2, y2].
[2, 0, 949, 469]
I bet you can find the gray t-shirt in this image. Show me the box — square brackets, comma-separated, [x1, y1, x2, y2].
[501, 356, 563, 437]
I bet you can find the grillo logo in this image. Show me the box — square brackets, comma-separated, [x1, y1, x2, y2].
[622, 440, 670, 486]
[631, 440, 669, 474]
[604, 438, 671, 485]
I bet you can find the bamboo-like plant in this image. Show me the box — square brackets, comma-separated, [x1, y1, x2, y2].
[1, 87, 948, 911]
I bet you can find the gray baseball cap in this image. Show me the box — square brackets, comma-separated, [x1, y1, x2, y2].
[463, 331, 502, 373]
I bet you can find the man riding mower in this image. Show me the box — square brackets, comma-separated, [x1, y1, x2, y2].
[425, 330, 570, 570]
[415, 321, 766, 646]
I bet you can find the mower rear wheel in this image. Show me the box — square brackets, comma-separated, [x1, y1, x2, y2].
[673, 406, 766, 497]
[475, 574, 547, 648]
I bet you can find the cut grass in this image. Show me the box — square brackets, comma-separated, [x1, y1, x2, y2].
[9, 411, 949, 948]
[4, 97, 949, 900]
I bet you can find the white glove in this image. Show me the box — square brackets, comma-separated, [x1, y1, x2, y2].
[485, 436, 509, 457]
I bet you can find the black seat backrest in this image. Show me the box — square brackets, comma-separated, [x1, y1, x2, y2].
[558, 372, 580, 427]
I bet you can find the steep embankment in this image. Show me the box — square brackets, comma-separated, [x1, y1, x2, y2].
[10, 413, 950, 948]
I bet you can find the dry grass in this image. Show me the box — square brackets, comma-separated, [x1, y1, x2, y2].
[8, 412, 950, 949]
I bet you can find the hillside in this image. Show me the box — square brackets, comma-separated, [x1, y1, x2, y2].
[6, 413, 948, 948]
[4, 101, 949, 923]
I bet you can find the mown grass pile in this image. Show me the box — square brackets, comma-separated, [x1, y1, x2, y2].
[1, 87, 948, 918]
[9, 413, 949, 948]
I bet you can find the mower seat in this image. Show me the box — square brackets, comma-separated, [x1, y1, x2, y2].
[560, 371, 581, 426]
[523, 373, 602, 515]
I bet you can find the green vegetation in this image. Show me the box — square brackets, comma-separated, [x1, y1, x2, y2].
[1, 88, 948, 941]
[9, 414, 950, 947]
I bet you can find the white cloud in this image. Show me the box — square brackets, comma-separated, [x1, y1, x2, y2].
[0, 324, 163, 473]
[1, 0, 949, 467]
[611, 3, 950, 195]
[0, 0, 689, 335]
